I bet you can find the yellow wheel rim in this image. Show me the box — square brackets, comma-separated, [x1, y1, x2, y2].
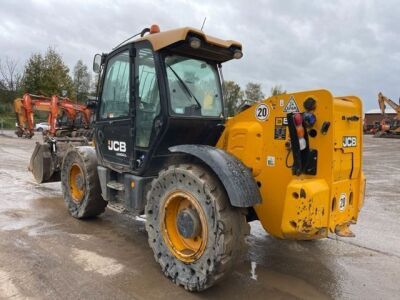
[162, 190, 208, 263]
[69, 163, 85, 203]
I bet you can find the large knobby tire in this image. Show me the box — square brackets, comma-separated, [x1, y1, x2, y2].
[145, 164, 249, 291]
[61, 146, 107, 219]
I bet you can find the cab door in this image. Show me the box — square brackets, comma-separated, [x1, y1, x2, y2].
[95, 47, 134, 168]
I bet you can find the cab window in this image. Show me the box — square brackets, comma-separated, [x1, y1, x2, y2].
[135, 46, 161, 148]
[165, 55, 222, 117]
[100, 51, 130, 119]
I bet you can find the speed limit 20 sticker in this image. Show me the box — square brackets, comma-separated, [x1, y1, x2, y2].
[255, 103, 270, 121]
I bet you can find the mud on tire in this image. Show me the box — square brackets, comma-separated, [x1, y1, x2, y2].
[61, 146, 107, 219]
[145, 164, 249, 291]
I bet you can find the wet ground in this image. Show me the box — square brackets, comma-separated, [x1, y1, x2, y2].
[0, 131, 399, 299]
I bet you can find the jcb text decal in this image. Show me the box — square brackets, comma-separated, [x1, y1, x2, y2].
[342, 136, 357, 147]
[108, 140, 127, 152]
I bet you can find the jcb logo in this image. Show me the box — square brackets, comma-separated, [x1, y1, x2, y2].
[343, 136, 357, 148]
[108, 140, 126, 152]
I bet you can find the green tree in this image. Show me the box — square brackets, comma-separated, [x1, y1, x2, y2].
[245, 82, 264, 103]
[21, 53, 44, 94]
[73, 60, 91, 102]
[22, 47, 74, 97]
[270, 85, 286, 96]
[223, 80, 243, 117]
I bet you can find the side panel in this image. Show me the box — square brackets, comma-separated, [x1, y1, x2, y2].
[169, 144, 262, 208]
[95, 119, 133, 166]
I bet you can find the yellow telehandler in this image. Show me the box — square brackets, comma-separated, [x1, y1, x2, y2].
[29, 25, 365, 291]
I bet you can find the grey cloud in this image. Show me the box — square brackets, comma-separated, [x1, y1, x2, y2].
[1, 0, 399, 109]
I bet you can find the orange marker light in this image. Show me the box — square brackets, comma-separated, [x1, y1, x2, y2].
[150, 24, 160, 34]
[296, 126, 305, 138]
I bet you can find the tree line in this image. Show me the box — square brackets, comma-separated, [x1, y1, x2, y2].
[0, 47, 92, 107]
[223, 82, 286, 117]
[0, 48, 285, 118]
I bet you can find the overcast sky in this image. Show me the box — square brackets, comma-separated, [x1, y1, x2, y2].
[1, 0, 399, 110]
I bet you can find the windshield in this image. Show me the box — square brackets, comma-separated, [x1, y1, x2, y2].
[165, 55, 223, 117]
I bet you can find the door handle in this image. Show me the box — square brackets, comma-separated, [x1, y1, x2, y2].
[155, 119, 162, 129]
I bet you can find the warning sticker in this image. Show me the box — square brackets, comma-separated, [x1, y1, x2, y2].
[266, 156, 275, 167]
[274, 126, 287, 140]
[339, 193, 346, 211]
[255, 103, 270, 121]
[283, 96, 300, 113]
[275, 117, 288, 126]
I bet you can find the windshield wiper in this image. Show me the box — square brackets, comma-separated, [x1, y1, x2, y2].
[166, 64, 202, 109]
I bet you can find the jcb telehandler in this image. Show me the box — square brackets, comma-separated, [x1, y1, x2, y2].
[29, 25, 365, 291]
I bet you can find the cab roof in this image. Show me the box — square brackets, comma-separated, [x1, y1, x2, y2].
[135, 26, 242, 51]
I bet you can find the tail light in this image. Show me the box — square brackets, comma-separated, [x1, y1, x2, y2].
[294, 113, 303, 126]
[293, 113, 306, 150]
[287, 111, 318, 176]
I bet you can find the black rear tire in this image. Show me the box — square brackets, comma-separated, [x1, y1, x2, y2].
[61, 146, 107, 219]
[145, 164, 249, 291]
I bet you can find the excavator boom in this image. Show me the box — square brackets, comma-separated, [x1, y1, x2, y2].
[378, 92, 400, 117]
[375, 93, 400, 137]
[14, 93, 92, 138]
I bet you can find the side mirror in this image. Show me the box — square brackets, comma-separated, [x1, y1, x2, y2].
[93, 54, 101, 73]
[86, 99, 98, 109]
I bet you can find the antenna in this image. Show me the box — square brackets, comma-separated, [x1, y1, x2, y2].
[112, 27, 150, 50]
[200, 17, 207, 31]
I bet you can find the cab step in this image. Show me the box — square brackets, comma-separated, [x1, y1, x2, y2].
[106, 181, 124, 191]
[107, 202, 128, 214]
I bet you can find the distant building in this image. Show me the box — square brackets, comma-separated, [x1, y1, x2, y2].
[364, 108, 396, 130]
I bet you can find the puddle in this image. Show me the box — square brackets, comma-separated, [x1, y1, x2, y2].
[250, 261, 258, 280]
[71, 248, 125, 276]
[0, 270, 23, 299]
[68, 233, 93, 241]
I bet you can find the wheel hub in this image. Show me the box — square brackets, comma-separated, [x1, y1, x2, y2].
[69, 163, 85, 203]
[75, 174, 84, 189]
[162, 190, 208, 262]
[176, 208, 201, 239]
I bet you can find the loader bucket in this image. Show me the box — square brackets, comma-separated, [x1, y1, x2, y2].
[29, 142, 60, 183]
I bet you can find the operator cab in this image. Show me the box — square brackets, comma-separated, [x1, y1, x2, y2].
[93, 26, 243, 176]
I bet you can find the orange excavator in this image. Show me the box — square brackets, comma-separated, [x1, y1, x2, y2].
[14, 93, 92, 138]
[376, 92, 400, 137]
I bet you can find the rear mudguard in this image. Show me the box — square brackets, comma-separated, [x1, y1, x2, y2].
[169, 144, 261, 208]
